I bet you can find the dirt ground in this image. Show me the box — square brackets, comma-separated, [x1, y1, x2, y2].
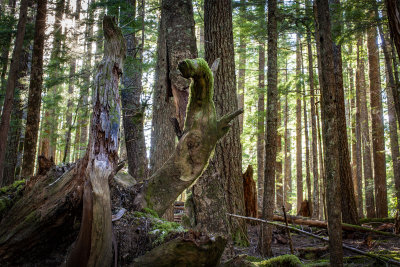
[231, 223, 400, 266]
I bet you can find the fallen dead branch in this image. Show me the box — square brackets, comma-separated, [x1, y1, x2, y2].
[228, 213, 400, 266]
[272, 214, 400, 238]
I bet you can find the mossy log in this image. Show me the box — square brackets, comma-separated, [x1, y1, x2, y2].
[132, 231, 226, 267]
[0, 21, 239, 266]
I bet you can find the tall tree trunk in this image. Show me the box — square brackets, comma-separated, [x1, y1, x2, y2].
[63, 0, 81, 163]
[121, 0, 149, 181]
[0, 0, 16, 108]
[257, 43, 265, 208]
[357, 37, 376, 218]
[296, 35, 303, 214]
[302, 46, 311, 206]
[66, 16, 126, 267]
[307, 25, 319, 219]
[378, 15, 400, 212]
[260, 0, 277, 257]
[316, 101, 326, 219]
[0, 0, 28, 185]
[78, 0, 94, 158]
[2, 47, 29, 185]
[385, 0, 400, 67]
[315, 0, 343, 265]
[192, 0, 247, 246]
[350, 44, 363, 218]
[284, 93, 292, 211]
[367, 22, 387, 218]
[237, 0, 246, 134]
[155, 0, 198, 221]
[40, 0, 65, 161]
[276, 98, 283, 211]
[386, 68, 400, 213]
[149, 3, 176, 177]
[330, 0, 358, 225]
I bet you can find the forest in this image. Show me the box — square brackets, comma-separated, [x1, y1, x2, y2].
[0, 0, 400, 266]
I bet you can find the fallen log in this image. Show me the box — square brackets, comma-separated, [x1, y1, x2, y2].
[272, 214, 400, 238]
[132, 231, 226, 267]
[228, 213, 400, 266]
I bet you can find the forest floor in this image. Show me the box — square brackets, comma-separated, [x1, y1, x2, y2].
[231, 223, 400, 266]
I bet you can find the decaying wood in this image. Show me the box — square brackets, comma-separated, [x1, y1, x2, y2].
[136, 58, 243, 216]
[228, 213, 400, 266]
[243, 165, 257, 219]
[272, 214, 400, 238]
[297, 200, 311, 217]
[133, 231, 226, 267]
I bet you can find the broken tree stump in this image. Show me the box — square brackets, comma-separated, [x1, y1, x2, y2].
[243, 165, 257, 219]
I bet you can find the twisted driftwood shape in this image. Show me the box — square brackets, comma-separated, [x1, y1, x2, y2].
[135, 58, 243, 216]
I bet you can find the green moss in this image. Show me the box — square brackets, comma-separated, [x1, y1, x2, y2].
[0, 179, 26, 216]
[143, 208, 159, 218]
[0, 179, 25, 194]
[233, 228, 249, 247]
[255, 255, 302, 267]
[24, 210, 39, 224]
[246, 256, 263, 263]
[150, 218, 186, 245]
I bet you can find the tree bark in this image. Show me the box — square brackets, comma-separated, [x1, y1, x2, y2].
[260, 0, 278, 257]
[307, 26, 319, 219]
[302, 49, 311, 207]
[330, 0, 358, 225]
[276, 98, 283, 211]
[0, 0, 28, 185]
[237, 0, 246, 134]
[296, 35, 303, 214]
[357, 37, 376, 218]
[192, 0, 247, 245]
[350, 44, 363, 218]
[121, 0, 149, 181]
[2, 47, 29, 185]
[367, 22, 387, 218]
[77, 0, 94, 158]
[63, 0, 81, 163]
[378, 16, 400, 213]
[257, 43, 265, 208]
[385, 0, 400, 68]
[284, 92, 292, 211]
[315, 0, 344, 265]
[0, 0, 16, 109]
[149, 2, 176, 176]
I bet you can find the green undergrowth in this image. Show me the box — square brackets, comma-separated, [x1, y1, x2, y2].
[246, 255, 302, 267]
[0, 179, 25, 216]
[255, 255, 302, 267]
[134, 208, 186, 246]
